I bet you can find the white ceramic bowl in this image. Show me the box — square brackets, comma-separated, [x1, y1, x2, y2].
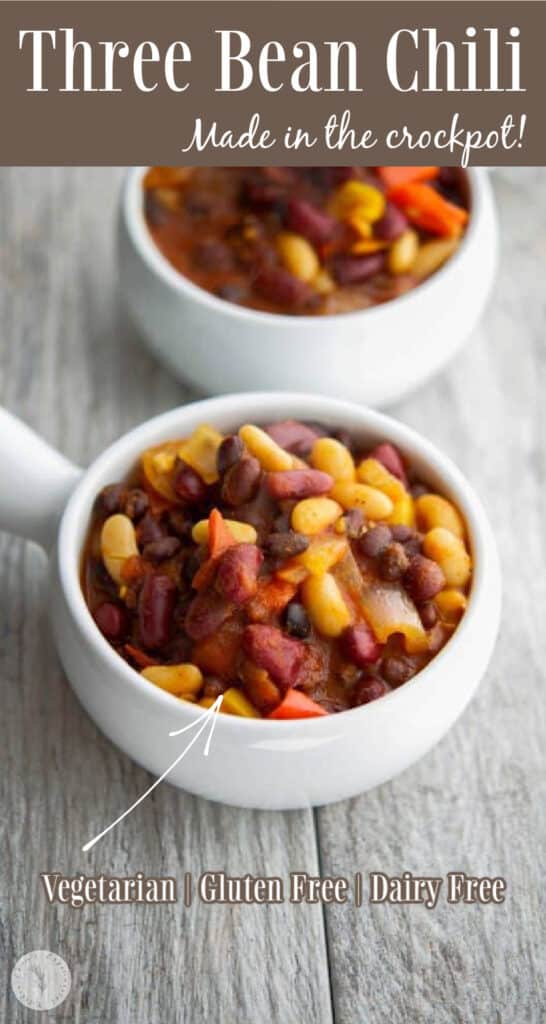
[119, 169, 498, 405]
[0, 394, 501, 809]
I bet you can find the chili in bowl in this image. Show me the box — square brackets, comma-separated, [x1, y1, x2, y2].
[0, 394, 500, 809]
[119, 167, 497, 404]
[83, 415, 474, 720]
[143, 166, 470, 316]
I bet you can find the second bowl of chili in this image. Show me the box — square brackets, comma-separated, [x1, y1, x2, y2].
[119, 167, 497, 405]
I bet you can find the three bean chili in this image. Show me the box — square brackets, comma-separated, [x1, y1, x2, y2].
[82, 419, 472, 719]
[143, 166, 469, 316]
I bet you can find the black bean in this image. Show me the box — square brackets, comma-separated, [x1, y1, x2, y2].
[222, 457, 261, 507]
[390, 524, 415, 543]
[167, 509, 192, 538]
[284, 602, 311, 639]
[405, 555, 445, 603]
[143, 536, 182, 563]
[174, 461, 208, 504]
[378, 542, 410, 582]
[203, 677, 227, 698]
[344, 509, 365, 539]
[359, 524, 392, 559]
[217, 435, 244, 476]
[265, 531, 310, 561]
[382, 655, 414, 687]
[419, 601, 439, 630]
[96, 483, 126, 516]
[136, 513, 165, 547]
[353, 678, 389, 706]
[124, 488, 149, 521]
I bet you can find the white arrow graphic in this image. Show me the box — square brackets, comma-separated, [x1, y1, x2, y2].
[82, 695, 223, 853]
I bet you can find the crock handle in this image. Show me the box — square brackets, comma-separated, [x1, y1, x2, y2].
[0, 407, 83, 550]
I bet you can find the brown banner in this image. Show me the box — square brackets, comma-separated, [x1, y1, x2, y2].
[0, 1, 544, 165]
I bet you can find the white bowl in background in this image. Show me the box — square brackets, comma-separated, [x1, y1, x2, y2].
[0, 394, 501, 809]
[119, 169, 498, 406]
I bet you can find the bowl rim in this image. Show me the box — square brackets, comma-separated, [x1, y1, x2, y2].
[57, 392, 500, 735]
[122, 166, 489, 328]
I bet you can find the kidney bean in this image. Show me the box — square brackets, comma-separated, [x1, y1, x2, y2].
[353, 678, 389, 706]
[266, 469, 333, 501]
[332, 253, 385, 286]
[382, 655, 414, 687]
[222, 456, 261, 506]
[184, 592, 232, 642]
[142, 536, 181, 563]
[216, 544, 263, 605]
[217, 434, 245, 476]
[254, 266, 313, 308]
[404, 555, 445, 603]
[342, 623, 381, 667]
[264, 418, 324, 456]
[124, 488, 149, 521]
[243, 624, 305, 690]
[284, 602, 311, 639]
[138, 574, 177, 649]
[136, 513, 165, 547]
[265, 531, 310, 560]
[374, 203, 409, 241]
[359, 524, 392, 559]
[96, 483, 127, 516]
[378, 542, 410, 582]
[94, 601, 128, 641]
[174, 460, 208, 504]
[285, 198, 339, 246]
[369, 442, 407, 484]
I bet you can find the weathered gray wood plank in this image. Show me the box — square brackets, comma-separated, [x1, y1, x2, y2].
[0, 168, 332, 1024]
[317, 168, 546, 1024]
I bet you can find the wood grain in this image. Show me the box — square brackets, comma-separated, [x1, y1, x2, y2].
[0, 167, 544, 1022]
[0, 168, 331, 1024]
[318, 168, 546, 1024]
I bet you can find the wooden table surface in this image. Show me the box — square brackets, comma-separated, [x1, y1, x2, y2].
[0, 168, 544, 1023]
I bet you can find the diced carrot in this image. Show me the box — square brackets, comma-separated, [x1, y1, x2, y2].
[208, 508, 238, 560]
[378, 167, 439, 189]
[388, 183, 468, 237]
[123, 644, 158, 669]
[268, 688, 328, 720]
[246, 578, 297, 623]
[191, 557, 217, 591]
